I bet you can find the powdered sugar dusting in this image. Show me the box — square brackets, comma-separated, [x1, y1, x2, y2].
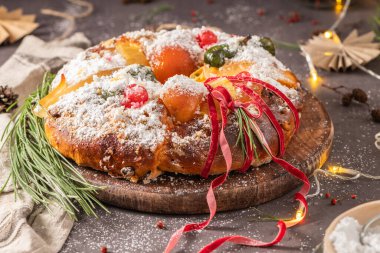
[47, 27, 302, 155]
[124, 29, 156, 41]
[329, 216, 380, 253]
[160, 75, 208, 98]
[49, 66, 166, 151]
[52, 49, 126, 89]
[51, 27, 300, 100]
[227, 37, 299, 100]
[142, 27, 203, 63]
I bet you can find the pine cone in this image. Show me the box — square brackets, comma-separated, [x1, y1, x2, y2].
[352, 88, 368, 103]
[371, 109, 380, 123]
[341, 93, 353, 106]
[0, 85, 18, 113]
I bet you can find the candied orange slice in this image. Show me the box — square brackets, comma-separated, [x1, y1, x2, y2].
[190, 61, 253, 83]
[276, 70, 299, 89]
[218, 61, 253, 76]
[208, 77, 237, 98]
[150, 46, 197, 83]
[191, 61, 256, 101]
[115, 37, 149, 66]
[38, 69, 118, 117]
[162, 88, 204, 123]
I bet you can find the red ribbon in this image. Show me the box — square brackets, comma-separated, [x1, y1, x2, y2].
[200, 87, 220, 178]
[232, 71, 300, 132]
[198, 221, 287, 253]
[164, 73, 309, 253]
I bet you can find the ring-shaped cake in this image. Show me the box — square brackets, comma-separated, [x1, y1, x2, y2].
[37, 26, 304, 182]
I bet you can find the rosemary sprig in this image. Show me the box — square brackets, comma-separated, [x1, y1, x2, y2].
[371, 7, 380, 41]
[145, 3, 174, 24]
[249, 207, 293, 222]
[235, 108, 259, 162]
[0, 72, 107, 219]
[272, 39, 300, 51]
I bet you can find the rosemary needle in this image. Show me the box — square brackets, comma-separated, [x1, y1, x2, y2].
[0, 72, 107, 219]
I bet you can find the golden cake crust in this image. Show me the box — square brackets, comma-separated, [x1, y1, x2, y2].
[45, 91, 300, 179]
[42, 27, 303, 181]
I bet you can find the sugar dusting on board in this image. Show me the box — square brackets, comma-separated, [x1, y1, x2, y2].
[330, 216, 380, 253]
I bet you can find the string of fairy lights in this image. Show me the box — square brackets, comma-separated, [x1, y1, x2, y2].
[376, 132, 380, 150]
[302, 0, 351, 90]
[300, 0, 380, 203]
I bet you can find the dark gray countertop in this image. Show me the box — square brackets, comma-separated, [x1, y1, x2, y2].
[1, 0, 379, 252]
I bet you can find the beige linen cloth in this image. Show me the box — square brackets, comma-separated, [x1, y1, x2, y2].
[0, 33, 91, 253]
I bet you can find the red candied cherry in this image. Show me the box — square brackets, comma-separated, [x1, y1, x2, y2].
[196, 30, 218, 48]
[121, 84, 149, 109]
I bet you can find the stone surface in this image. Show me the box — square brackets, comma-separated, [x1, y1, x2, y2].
[1, 0, 379, 252]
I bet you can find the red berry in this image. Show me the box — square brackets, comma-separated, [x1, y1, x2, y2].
[331, 198, 337, 205]
[121, 84, 149, 109]
[351, 194, 357, 199]
[196, 30, 218, 48]
[257, 8, 266, 16]
[325, 192, 331, 198]
[156, 220, 165, 229]
[100, 246, 107, 253]
[287, 12, 301, 23]
[191, 10, 197, 17]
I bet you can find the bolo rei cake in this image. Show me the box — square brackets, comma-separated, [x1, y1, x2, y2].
[35, 26, 303, 182]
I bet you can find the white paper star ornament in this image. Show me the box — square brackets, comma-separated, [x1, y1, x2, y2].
[302, 30, 380, 71]
[0, 6, 39, 44]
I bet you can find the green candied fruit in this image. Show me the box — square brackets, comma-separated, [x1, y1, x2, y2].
[259, 37, 276, 56]
[127, 64, 156, 81]
[204, 49, 225, 67]
[204, 44, 237, 68]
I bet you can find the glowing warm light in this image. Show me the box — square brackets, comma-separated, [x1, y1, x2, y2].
[328, 166, 358, 176]
[308, 70, 323, 91]
[322, 30, 341, 44]
[335, 0, 343, 14]
[329, 166, 341, 174]
[295, 210, 303, 221]
[311, 70, 318, 81]
[324, 31, 333, 39]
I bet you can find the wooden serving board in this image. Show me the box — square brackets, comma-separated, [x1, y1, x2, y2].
[77, 92, 334, 214]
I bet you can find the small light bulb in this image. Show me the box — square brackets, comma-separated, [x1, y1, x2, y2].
[311, 71, 318, 81]
[324, 31, 333, 39]
[335, 0, 343, 14]
[329, 166, 340, 174]
[296, 210, 303, 221]
[308, 70, 322, 91]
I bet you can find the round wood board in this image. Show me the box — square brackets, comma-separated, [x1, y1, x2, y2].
[77, 91, 334, 214]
